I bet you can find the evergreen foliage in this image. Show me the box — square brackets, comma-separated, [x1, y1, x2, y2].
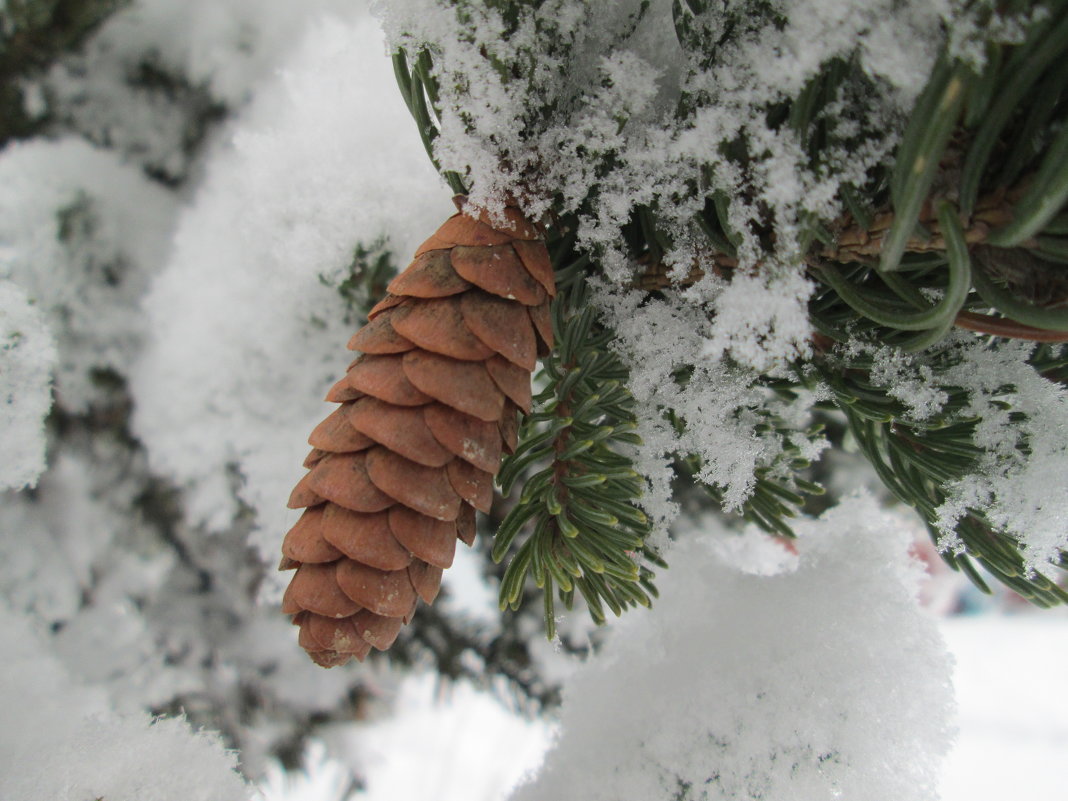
[2, 2, 1065, 793]
[674, 402, 826, 540]
[493, 239, 661, 636]
[392, 0, 1068, 632]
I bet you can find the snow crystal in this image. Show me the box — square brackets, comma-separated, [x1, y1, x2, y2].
[933, 338, 1068, 572]
[591, 279, 820, 532]
[0, 281, 56, 490]
[131, 11, 453, 552]
[699, 268, 815, 374]
[0, 599, 250, 801]
[859, 334, 1068, 573]
[512, 493, 955, 801]
[868, 345, 949, 421]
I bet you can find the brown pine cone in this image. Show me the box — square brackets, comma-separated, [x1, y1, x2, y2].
[280, 198, 556, 667]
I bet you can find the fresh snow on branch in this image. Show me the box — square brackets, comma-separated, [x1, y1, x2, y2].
[864, 335, 1068, 573]
[0, 600, 250, 801]
[512, 494, 954, 801]
[377, 0, 949, 530]
[0, 281, 56, 490]
[0, 138, 175, 411]
[382, 0, 1068, 577]
[382, 0, 945, 299]
[130, 12, 453, 551]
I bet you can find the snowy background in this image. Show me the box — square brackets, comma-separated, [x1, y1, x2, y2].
[1, 2, 1065, 800]
[258, 614, 1068, 801]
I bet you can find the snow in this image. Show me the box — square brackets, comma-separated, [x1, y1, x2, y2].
[0, 599, 250, 801]
[934, 339, 1068, 572]
[377, 0, 986, 539]
[1, 4, 1065, 801]
[105, 0, 361, 106]
[381, 0, 947, 306]
[698, 269, 816, 374]
[511, 494, 954, 801]
[258, 605, 1068, 801]
[939, 615, 1068, 801]
[258, 676, 554, 801]
[40, 0, 364, 184]
[0, 280, 56, 490]
[857, 334, 1068, 573]
[348, 674, 553, 801]
[868, 345, 949, 421]
[0, 137, 176, 411]
[130, 11, 453, 549]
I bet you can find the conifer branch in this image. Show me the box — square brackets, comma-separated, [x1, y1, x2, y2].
[494, 245, 660, 638]
[391, 5, 1068, 613]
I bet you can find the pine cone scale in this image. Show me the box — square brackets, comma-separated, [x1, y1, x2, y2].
[348, 398, 453, 466]
[281, 506, 343, 563]
[353, 609, 403, 649]
[308, 404, 376, 452]
[321, 507, 412, 570]
[445, 459, 495, 513]
[389, 297, 496, 360]
[346, 312, 415, 353]
[347, 354, 433, 406]
[499, 402, 520, 453]
[336, 559, 417, 617]
[303, 613, 373, 662]
[387, 506, 458, 569]
[282, 562, 361, 618]
[366, 293, 407, 319]
[450, 245, 548, 305]
[423, 403, 503, 472]
[401, 350, 505, 421]
[511, 238, 557, 297]
[287, 474, 325, 509]
[460, 290, 538, 370]
[467, 206, 542, 241]
[324, 377, 364, 403]
[305, 453, 394, 512]
[527, 302, 554, 352]
[485, 356, 534, 413]
[407, 560, 443, 604]
[364, 446, 462, 521]
[456, 504, 477, 546]
[434, 215, 517, 247]
[387, 249, 473, 297]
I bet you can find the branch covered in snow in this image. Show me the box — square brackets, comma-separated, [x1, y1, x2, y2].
[0, 281, 56, 489]
[513, 494, 955, 801]
[0, 599, 251, 801]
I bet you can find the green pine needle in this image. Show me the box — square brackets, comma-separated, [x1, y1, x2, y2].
[493, 259, 659, 638]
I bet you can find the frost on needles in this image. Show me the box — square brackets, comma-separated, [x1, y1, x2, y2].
[376, 0, 945, 526]
[382, 0, 1068, 599]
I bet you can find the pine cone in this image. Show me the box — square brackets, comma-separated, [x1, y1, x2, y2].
[280, 198, 555, 667]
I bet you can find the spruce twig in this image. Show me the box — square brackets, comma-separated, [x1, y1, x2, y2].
[494, 248, 659, 638]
